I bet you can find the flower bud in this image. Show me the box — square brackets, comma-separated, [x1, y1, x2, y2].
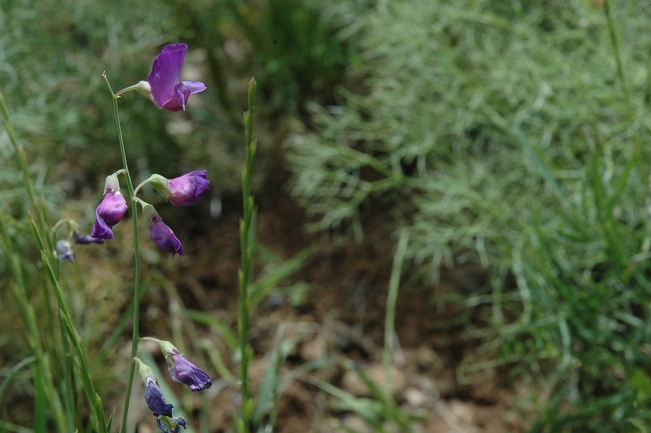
[144, 338, 212, 392]
[142, 203, 184, 256]
[134, 357, 174, 418]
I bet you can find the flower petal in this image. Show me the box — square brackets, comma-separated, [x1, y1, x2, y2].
[169, 353, 212, 391]
[149, 218, 184, 257]
[181, 81, 207, 95]
[167, 170, 210, 206]
[144, 378, 174, 417]
[147, 44, 188, 108]
[90, 191, 128, 240]
[162, 83, 191, 112]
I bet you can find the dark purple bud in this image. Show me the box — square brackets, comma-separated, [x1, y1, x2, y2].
[147, 44, 206, 112]
[91, 174, 128, 240]
[135, 357, 174, 418]
[142, 204, 184, 257]
[56, 239, 75, 262]
[144, 377, 174, 418]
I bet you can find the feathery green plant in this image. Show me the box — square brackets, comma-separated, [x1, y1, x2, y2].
[287, 0, 651, 429]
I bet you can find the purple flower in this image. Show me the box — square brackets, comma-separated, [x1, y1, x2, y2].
[91, 174, 128, 240]
[142, 338, 212, 392]
[144, 377, 174, 418]
[147, 171, 210, 206]
[135, 357, 174, 418]
[147, 44, 206, 112]
[167, 352, 212, 392]
[142, 204, 184, 256]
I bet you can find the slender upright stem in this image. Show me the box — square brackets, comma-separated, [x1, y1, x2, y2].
[383, 230, 408, 426]
[603, 0, 643, 177]
[103, 73, 142, 433]
[237, 77, 257, 433]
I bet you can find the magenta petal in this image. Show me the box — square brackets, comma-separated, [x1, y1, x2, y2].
[149, 218, 184, 256]
[90, 191, 128, 240]
[147, 44, 188, 108]
[167, 170, 210, 206]
[182, 81, 207, 95]
[162, 83, 191, 112]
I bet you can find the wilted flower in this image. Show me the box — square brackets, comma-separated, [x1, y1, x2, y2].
[146, 171, 210, 206]
[143, 338, 212, 392]
[91, 174, 128, 240]
[156, 415, 187, 433]
[142, 203, 184, 256]
[134, 357, 174, 418]
[147, 44, 206, 112]
[56, 239, 75, 262]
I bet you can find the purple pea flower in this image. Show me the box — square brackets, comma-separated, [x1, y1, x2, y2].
[144, 377, 174, 417]
[142, 203, 184, 256]
[135, 357, 174, 418]
[167, 351, 212, 392]
[91, 174, 128, 240]
[143, 338, 212, 392]
[146, 171, 210, 206]
[147, 44, 206, 112]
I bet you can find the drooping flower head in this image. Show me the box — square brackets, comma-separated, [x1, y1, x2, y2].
[143, 338, 212, 392]
[134, 357, 174, 418]
[91, 174, 128, 240]
[56, 239, 75, 262]
[147, 171, 210, 206]
[156, 415, 187, 433]
[147, 44, 206, 112]
[142, 203, 184, 256]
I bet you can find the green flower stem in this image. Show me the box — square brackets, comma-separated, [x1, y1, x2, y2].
[103, 72, 143, 433]
[237, 77, 257, 433]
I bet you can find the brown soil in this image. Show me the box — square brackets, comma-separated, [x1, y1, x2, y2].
[129, 160, 527, 433]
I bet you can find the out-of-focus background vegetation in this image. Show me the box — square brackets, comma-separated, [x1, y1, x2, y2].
[5, 0, 651, 431]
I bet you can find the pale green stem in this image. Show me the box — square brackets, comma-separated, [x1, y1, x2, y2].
[237, 77, 257, 433]
[603, 0, 643, 179]
[102, 72, 143, 433]
[383, 230, 409, 426]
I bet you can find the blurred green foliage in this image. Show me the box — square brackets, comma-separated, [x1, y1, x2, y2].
[286, 0, 651, 429]
[1, 0, 363, 429]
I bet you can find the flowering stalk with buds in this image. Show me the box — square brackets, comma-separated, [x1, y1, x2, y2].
[95, 43, 212, 433]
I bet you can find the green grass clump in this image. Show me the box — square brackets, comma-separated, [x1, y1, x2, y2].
[287, 0, 651, 429]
